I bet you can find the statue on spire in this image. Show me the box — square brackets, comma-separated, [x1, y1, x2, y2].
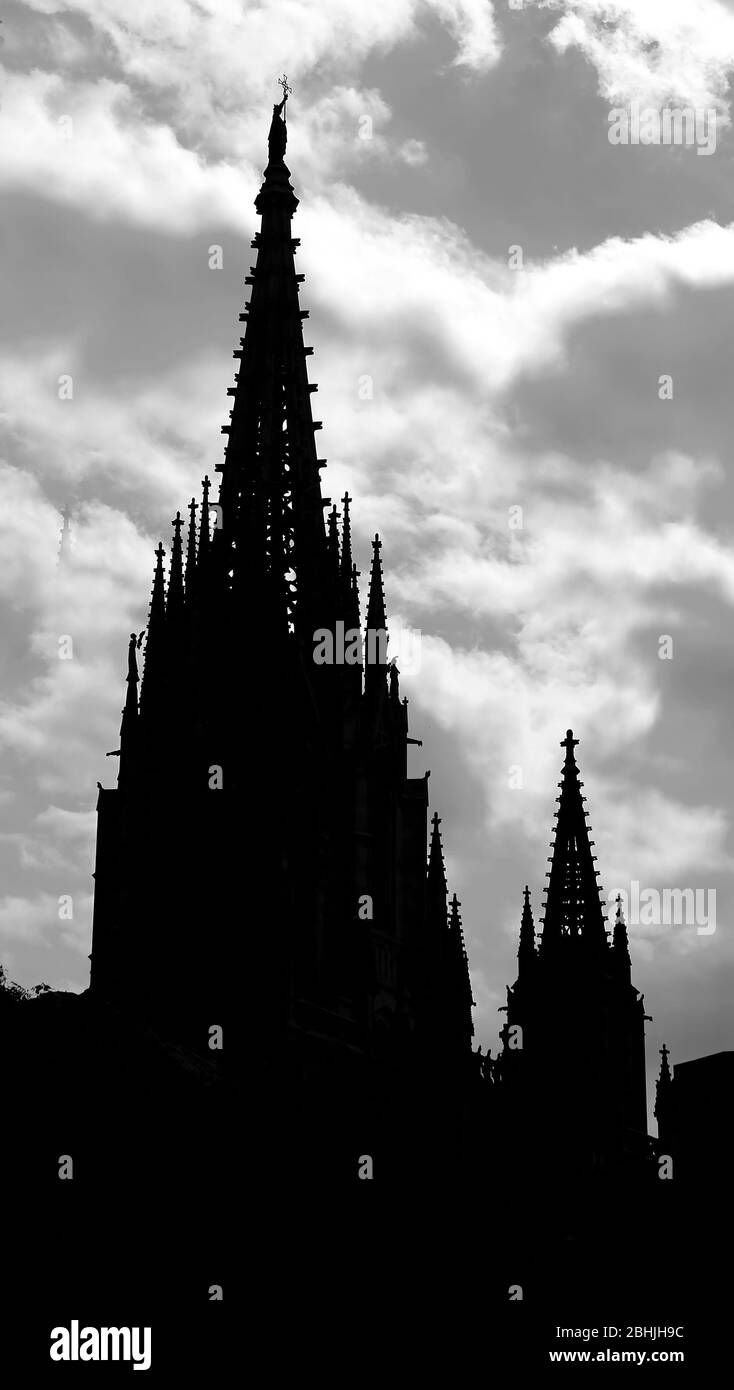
[268, 75, 292, 164]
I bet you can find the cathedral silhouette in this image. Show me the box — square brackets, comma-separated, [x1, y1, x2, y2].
[1, 93, 730, 1377]
[86, 91, 655, 1180]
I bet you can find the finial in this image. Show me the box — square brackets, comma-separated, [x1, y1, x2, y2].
[200, 477, 211, 548]
[126, 632, 139, 681]
[172, 510, 184, 535]
[268, 79, 291, 163]
[561, 728, 579, 751]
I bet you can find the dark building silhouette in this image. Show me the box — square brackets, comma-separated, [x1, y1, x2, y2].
[3, 92, 732, 1379]
[499, 730, 651, 1180]
[87, 91, 474, 1180]
[655, 1045, 734, 1186]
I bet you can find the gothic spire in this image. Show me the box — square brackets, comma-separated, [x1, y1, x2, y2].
[366, 534, 387, 631]
[340, 493, 361, 632]
[449, 892, 475, 1039]
[327, 505, 340, 582]
[426, 810, 449, 944]
[350, 562, 361, 630]
[518, 884, 536, 973]
[185, 497, 198, 599]
[166, 511, 185, 623]
[215, 88, 328, 646]
[427, 810, 447, 890]
[654, 1042, 673, 1140]
[612, 893, 631, 982]
[139, 543, 166, 718]
[118, 630, 143, 787]
[365, 534, 388, 698]
[198, 476, 211, 568]
[539, 730, 608, 957]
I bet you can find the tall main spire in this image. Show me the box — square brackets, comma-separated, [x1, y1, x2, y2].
[539, 730, 607, 956]
[216, 85, 329, 645]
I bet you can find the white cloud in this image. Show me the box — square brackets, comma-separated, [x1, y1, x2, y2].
[0, 71, 251, 233]
[533, 0, 734, 124]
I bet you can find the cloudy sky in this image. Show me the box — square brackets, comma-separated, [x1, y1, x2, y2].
[2, 0, 734, 1124]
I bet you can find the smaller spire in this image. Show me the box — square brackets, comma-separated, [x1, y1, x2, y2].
[428, 811, 447, 884]
[327, 505, 339, 570]
[540, 728, 607, 955]
[139, 543, 166, 716]
[150, 543, 166, 622]
[340, 493, 354, 583]
[340, 494, 361, 632]
[199, 476, 211, 565]
[185, 497, 198, 597]
[366, 534, 387, 633]
[612, 893, 631, 978]
[654, 1042, 673, 1128]
[350, 562, 361, 627]
[449, 892, 475, 1031]
[518, 884, 536, 971]
[365, 534, 388, 695]
[167, 511, 185, 620]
